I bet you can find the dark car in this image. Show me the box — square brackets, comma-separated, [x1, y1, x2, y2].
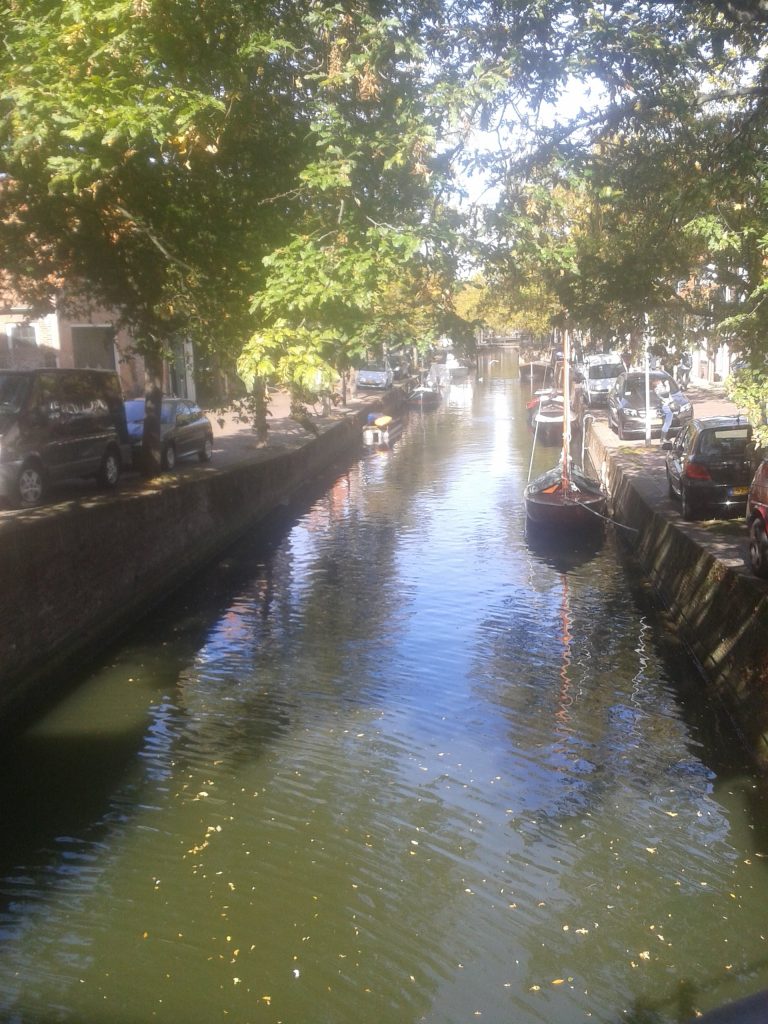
[746, 456, 768, 577]
[608, 370, 693, 440]
[125, 397, 213, 470]
[0, 368, 129, 507]
[664, 416, 753, 520]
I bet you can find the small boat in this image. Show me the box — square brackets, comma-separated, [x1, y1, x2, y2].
[524, 463, 606, 529]
[524, 332, 607, 531]
[527, 390, 564, 444]
[427, 354, 469, 386]
[363, 414, 402, 446]
[408, 382, 441, 408]
[445, 353, 470, 382]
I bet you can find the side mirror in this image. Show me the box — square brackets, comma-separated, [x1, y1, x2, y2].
[661, 440, 673, 451]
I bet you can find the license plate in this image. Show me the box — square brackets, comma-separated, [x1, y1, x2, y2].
[728, 486, 748, 497]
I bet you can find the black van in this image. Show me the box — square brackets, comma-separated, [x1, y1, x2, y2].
[0, 368, 130, 507]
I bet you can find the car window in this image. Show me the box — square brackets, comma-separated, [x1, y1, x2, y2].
[677, 425, 694, 451]
[160, 402, 176, 424]
[0, 373, 31, 414]
[712, 428, 750, 453]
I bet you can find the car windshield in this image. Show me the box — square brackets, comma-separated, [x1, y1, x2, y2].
[589, 363, 623, 380]
[700, 428, 751, 456]
[625, 375, 672, 395]
[363, 365, 387, 373]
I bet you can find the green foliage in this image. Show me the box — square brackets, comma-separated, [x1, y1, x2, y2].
[725, 369, 768, 449]
[468, 0, 768, 362]
[238, 4, 467, 396]
[0, 0, 314, 362]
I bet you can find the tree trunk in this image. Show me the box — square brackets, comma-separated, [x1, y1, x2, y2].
[141, 355, 164, 477]
[252, 377, 269, 444]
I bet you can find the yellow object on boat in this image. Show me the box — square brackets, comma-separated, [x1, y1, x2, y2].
[374, 415, 393, 428]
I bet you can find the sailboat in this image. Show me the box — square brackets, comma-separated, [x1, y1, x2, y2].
[524, 332, 607, 530]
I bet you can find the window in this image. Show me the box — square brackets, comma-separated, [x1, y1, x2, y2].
[71, 326, 116, 370]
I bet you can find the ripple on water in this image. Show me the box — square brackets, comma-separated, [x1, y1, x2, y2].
[0, 385, 765, 1024]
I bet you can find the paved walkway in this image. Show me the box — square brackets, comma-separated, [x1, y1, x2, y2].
[203, 387, 380, 468]
[589, 378, 759, 578]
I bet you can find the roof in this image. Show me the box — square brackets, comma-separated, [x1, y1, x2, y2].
[690, 415, 752, 431]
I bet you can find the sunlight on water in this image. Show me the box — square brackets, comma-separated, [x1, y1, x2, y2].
[0, 378, 766, 1024]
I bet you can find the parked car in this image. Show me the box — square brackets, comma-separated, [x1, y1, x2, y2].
[664, 416, 753, 520]
[0, 368, 129, 507]
[608, 370, 693, 439]
[746, 456, 768, 577]
[580, 354, 625, 406]
[125, 397, 213, 470]
[356, 363, 394, 390]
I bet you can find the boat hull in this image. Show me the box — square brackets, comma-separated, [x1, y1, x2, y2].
[524, 466, 606, 530]
[408, 387, 441, 408]
[363, 415, 403, 446]
[524, 488, 606, 529]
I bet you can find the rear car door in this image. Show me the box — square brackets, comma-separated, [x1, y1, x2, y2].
[667, 423, 694, 493]
[173, 401, 197, 458]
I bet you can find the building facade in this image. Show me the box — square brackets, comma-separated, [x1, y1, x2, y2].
[0, 294, 195, 400]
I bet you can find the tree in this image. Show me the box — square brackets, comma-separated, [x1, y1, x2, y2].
[0, 0, 317, 467]
[237, 4, 469, 417]
[463, 0, 768, 371]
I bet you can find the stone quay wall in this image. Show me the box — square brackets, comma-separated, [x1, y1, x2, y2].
[585, 422, 768, 768]
[0, 409, 371, 726]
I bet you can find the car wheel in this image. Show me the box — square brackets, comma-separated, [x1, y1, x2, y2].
[17, 461, 45, 507]
[162, 442, 177, 471]
[681, 487, 699, 521]
[666, 469, 676, 499]
[749, 518, 768, 578]
[98, 448, 121, 489]
[617, 417, 627, 440]
[199, 433, 213, 462]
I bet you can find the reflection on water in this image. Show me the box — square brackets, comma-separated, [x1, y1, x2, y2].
[0, 379, 766, 1024]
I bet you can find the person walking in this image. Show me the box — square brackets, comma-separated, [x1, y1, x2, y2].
[676, 351, 692, 388]
[654, 378, 675, 442]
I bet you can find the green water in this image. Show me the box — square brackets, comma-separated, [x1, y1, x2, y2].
[0, 370, 766, 1024]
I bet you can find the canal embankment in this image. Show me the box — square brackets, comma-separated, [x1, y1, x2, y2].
[3, 377, 768, 772]
[0, 388, 405, 726]
[584, 406, 768, 769]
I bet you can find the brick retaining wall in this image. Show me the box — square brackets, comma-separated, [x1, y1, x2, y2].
[0, 412, 366, 725]
[585, 422, 768, 768]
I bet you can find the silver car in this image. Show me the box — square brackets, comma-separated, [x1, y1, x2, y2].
[357, 363, 394, 389]
[608, 370, 693, 439]
[581, 355, 625, 406]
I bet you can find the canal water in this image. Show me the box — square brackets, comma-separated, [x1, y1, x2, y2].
[1, 366, 767, 1024]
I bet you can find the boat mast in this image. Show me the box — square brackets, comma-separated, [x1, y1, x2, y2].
[562, 329, 571, 490]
